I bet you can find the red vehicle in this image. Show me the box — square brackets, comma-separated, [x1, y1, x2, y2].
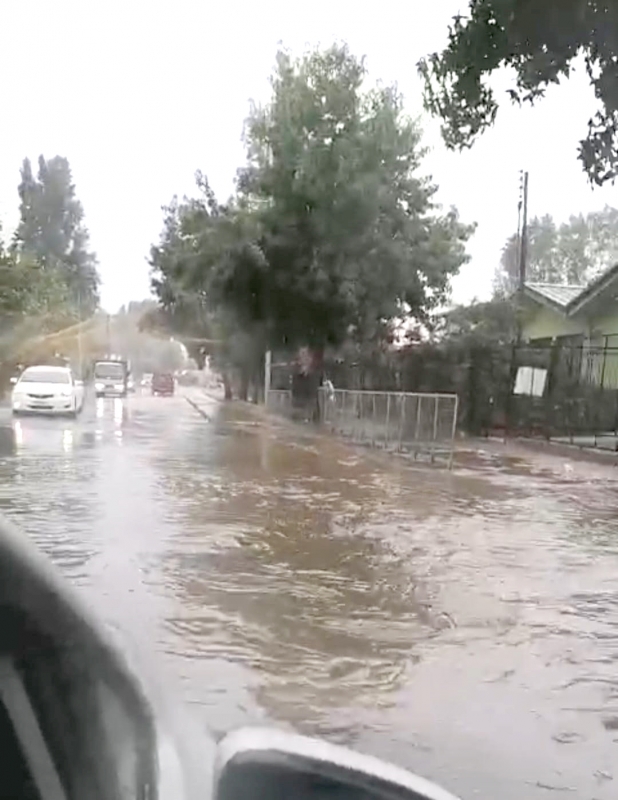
[151, 372, 175, 396]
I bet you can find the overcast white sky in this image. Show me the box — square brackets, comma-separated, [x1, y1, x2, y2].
[1, 1, 616, 312]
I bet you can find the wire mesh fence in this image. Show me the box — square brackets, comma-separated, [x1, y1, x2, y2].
[266, 338, 618, 452]
[320, 389, 458, 465]
[265, 389, 293, 416]
[265, 387, 458, 465]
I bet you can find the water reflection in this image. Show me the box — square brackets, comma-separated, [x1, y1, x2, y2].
[147, 403, 618, 798]
[113, 398, 125, 425]
[11, 417, 76, 456]
[62, 429, 73, 453]
[2, 395, 618, 798]
[156, 409, 481, 735]
[93, 397, 129, 445]
[13, 419, 23, 449]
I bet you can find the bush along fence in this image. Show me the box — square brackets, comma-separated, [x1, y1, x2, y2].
[269, 338, 618, 452]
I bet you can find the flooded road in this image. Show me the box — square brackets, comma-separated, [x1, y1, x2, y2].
[0, 390, 617, 799]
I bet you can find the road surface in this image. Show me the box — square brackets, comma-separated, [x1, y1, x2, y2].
[0, 389, 617, 799]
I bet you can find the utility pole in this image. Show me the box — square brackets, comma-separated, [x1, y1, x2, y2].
[518, 171, 529, 292]
[509, 171, 529, 441]
[514, 170, 529, 347]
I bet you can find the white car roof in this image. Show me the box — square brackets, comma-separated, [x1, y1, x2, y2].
[23, 365, 71, 373]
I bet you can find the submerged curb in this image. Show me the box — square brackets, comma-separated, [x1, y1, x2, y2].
[184, 396, 211, 421]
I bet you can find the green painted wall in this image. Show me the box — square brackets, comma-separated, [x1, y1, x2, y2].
[590, 308, 618, 337]
[523, 305, 588, 341]
[524, 297, 618, 341]
[522, 298, 618, 390]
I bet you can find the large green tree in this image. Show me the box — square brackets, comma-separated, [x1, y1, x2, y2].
[150, 45, 474, 395]
[15, 155, 100, 314]
[236, 45, 473, 349]
[494, 205, 618, 294]
[419, 1, 618, 185]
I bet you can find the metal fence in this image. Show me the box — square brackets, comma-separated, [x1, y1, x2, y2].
[265, 387, 458, 465]
[266, 389, 293, 415]
[320, 389, 458, 466]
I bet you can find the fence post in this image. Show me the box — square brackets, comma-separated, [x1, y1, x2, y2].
[372, 393, 377, 447]
[413, 395, 422, 460]
[431, 395, 439, 463]
[448, 395, 459, 470]
[544, 339, 560, 440]
[398, 394, 406, 452]
[354, 392, 361, 442]
[600, 335, 609, 390]
[385, 393, 391, 449]
[504, 342, 518, 441]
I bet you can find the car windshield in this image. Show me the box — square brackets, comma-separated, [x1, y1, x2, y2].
[95, 363, 125, 379]
[19, 370, 70, 384]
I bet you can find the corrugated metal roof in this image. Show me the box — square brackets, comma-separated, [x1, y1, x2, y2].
[525, 283, 585, 308]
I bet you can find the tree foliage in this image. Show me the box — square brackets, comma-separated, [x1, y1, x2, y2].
[442, 298, 517, 346]
[0, 230, 78, 367]
[419, 1, 618, 185]
[0, 229, 73, 320]
[15, 155, 100, 314]
[148, 189, 224, 342]
[494, 205, 618, 294]
[239, 46, 473, 347]
[150, 44, 473, 372]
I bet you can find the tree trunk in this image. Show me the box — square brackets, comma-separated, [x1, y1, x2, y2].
[312, 345, 325, 422]
[239, 369, 249, 402]
[223, 371, 233, 401]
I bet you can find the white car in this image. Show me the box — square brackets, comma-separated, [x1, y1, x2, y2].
[11, 365, 84, 417]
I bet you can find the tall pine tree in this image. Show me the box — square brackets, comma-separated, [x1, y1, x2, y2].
[15, 155, 100, 315]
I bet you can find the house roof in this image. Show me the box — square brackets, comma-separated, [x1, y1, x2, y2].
[525, 283, 585, 309]
[523, 262, 618, 317]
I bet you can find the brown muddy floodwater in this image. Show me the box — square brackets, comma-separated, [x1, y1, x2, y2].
[0, 389, 618, 799]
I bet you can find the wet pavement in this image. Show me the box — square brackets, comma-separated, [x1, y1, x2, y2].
[1, 388, 618, 799]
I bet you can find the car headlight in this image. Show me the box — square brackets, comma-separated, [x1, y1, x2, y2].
[59, 389, 73, 397]
[95, 382, 104, 390]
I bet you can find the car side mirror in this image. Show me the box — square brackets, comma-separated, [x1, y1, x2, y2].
[214, 728, 461, 800]
[74, 379, 84, 387]
[0, 517, 169, 799]
[10, 377, 18, 385]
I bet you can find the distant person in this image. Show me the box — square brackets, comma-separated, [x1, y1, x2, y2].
[323, 377, 335, 403]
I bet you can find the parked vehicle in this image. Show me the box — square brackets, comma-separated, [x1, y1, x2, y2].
[94, 359, 129, 397]
[152, 372, 175, 396]
[11, 365, 84, 417]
